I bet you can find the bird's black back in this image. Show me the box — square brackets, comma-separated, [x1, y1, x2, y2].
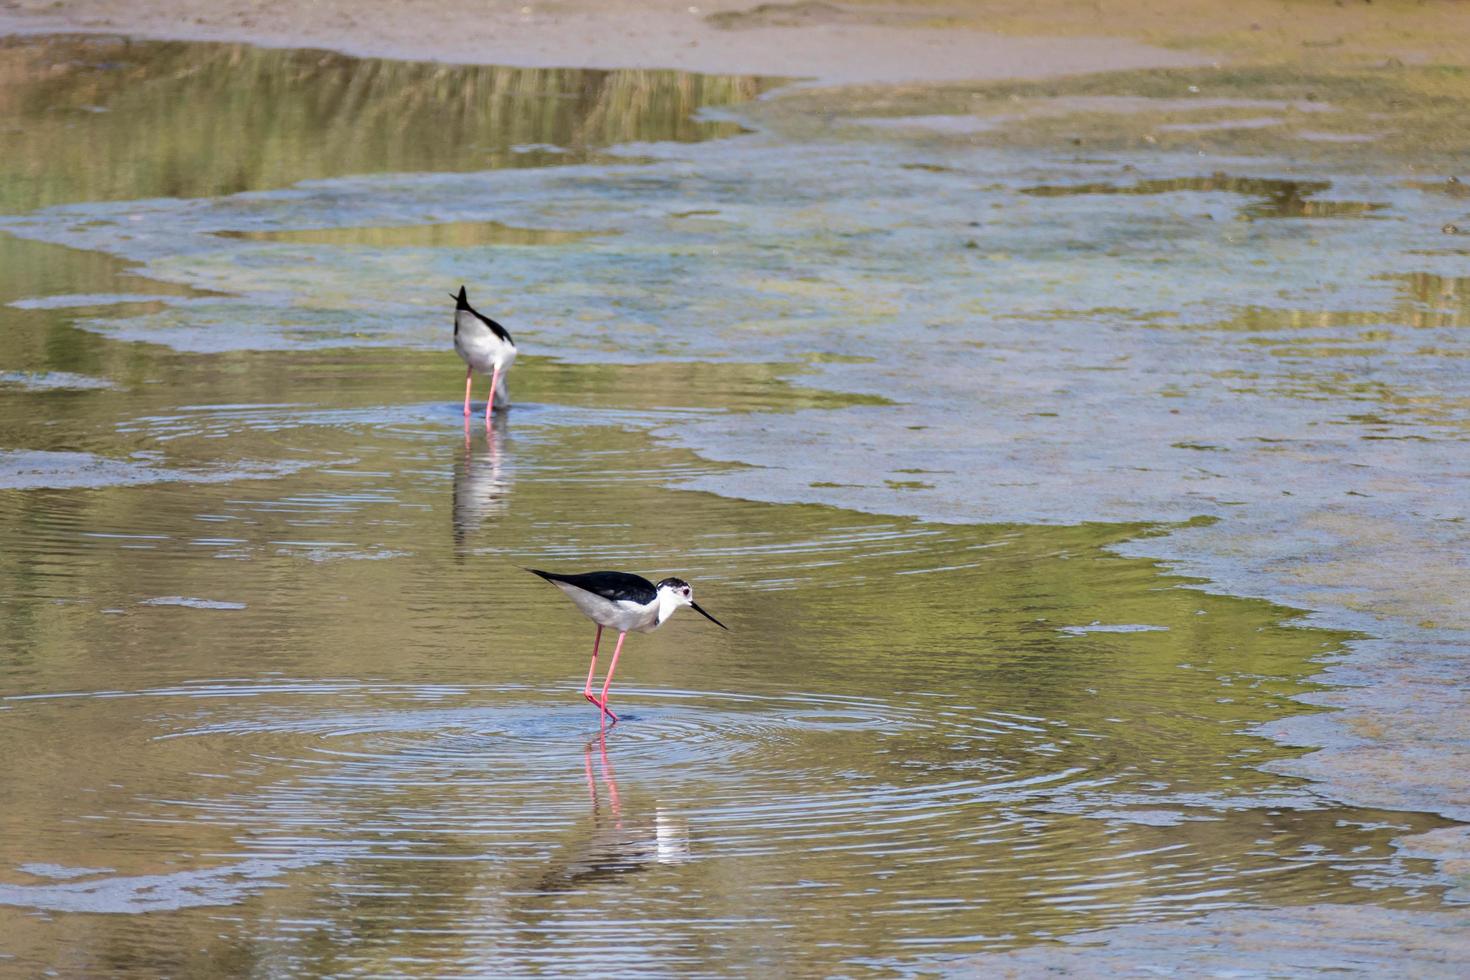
[453, 285, 514, 345]
[527, 568, 657, 605]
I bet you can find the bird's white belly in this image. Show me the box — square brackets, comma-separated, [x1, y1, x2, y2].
[554, 582, 659, 632]
[454, 318, 516, 375]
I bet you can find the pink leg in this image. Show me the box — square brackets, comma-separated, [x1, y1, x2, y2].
[463, 366, 473, 417]
[583, 625, 603, 707]
[486, 366, 501, 426]
[597, 631, 627, 726]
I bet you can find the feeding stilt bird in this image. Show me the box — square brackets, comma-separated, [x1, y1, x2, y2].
[527, 569, 728, 725]
[451, 285, 517, 423]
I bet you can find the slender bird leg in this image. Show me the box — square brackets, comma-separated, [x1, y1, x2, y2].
[486, 366, 501, 426]
[463, 365, 473, 418]
[597, 631, 627, 726]
[583, 625, 603, 708]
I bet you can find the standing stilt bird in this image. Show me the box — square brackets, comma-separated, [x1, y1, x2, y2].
[527, 569, 728, 725]
[451, 286, 517, 424]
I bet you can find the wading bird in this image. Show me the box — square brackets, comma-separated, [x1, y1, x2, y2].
[527, 568, 728, 725]
[451, 285, 517, 423]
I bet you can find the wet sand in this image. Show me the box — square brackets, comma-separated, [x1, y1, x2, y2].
[0, 0, 1214, 83]
[8, 0, 1469, 83]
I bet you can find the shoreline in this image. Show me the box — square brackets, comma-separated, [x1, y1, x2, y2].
[6, 0, 1467, 86]
[0, 2, 1210, 85]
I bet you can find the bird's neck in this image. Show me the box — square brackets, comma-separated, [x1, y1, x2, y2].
[654, 589, 681, 626]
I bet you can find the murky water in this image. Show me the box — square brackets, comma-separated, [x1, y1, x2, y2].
[1, 33, 1465, 976]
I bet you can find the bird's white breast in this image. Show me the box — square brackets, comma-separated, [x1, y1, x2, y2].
[454, 311, 517, 374]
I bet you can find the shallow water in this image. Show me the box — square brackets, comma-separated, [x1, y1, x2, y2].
[0, 33, 1466, 976]
[0, 34, 772, 212]
[0, 381, 1450, 973]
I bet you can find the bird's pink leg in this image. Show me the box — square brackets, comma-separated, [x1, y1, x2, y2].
[597, 631, 627, 726]
[486, 366, 501, 426]
[583, 625, 603, 707]
[463, 365, 473, 418]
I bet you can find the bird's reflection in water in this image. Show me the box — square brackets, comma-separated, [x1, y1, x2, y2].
[453, 414, 512, 553]
[530, 734, 691, 893]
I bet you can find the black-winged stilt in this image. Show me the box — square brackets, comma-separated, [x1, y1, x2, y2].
[527, 569, 728, 725]
[451, 285, 517, 424]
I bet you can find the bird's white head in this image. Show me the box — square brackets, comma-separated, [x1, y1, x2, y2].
[654, 577, 728, 630]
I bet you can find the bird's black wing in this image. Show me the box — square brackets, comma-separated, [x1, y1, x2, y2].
[453, 285, 514, 345]
[527, 569, 657, 605]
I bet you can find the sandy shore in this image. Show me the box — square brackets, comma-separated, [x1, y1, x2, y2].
[6, 0, 1468, 84]
[2, 0, 1215, 83]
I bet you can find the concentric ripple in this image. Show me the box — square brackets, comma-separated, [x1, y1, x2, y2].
[0, 671, 1446, 976]
[0, 402, 1453, 972]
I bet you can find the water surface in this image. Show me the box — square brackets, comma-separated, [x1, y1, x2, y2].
[0, 32, 1465, 976]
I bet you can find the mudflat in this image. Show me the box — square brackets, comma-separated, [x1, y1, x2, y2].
[4, 0, 1208, 82]
[6, 0, 1469, 81]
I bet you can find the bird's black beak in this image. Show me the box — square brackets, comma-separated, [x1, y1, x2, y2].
[690, 601, 728, 630]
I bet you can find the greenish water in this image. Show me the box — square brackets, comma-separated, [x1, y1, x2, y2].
[0, 33, 1464, 977]
[0, 325, 1448, 972]
[0, 34, 772, 213]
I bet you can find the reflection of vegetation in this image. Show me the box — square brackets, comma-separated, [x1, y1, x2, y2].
[1403, 176, 1470, 200]
[1158, 276, 1470, 431]
[1023, 175, 1327, 199]
[213, 221, 606, 247]
[0, 230, 192, 307]
[1181, 273, 1470, 338]
[0, 35, 773, 212]
[1398, 273, 1470, 330]
[1021, 173, 1385, 219]
[1241, 188, 1385, 219]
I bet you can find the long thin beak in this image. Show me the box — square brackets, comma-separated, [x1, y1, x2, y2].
[690, 601, 728, 630]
